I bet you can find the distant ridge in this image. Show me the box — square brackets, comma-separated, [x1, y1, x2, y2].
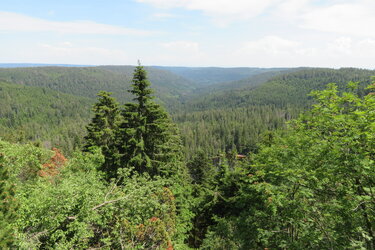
[153, 66, 290, 86]
[0, 63, 96, 68]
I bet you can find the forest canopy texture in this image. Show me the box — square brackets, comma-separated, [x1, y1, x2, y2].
[0, 65, 374, 249]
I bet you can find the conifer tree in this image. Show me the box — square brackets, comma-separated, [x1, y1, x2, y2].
[0, 153, 18, 248]
[116, 64, 193, 243]
[84, 91, 120, 177]
[187, 150, 214, 185]
[119, 64, 182, 177]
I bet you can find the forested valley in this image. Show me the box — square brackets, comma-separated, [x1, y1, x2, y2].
[0, 64, 374, 249]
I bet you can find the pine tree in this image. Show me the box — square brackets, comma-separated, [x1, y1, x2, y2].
[187, 149, 214, 185]
[119, 64, 182, 177]
[84, 91, 120, 177]
[0, 153, 18, 248]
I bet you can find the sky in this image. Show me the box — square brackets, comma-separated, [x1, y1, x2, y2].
[0, 0, 374, 68]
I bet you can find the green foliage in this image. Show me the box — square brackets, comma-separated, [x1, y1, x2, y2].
[2, 65, 375, 249]
[186, 68, 375, 110]
[84, 91, 121, 177]
[173, 68, 375, 158]
[187, 150, 215, 185]
[0, 81, 92, 153]
[2, 67, 373, 158]
[0, 140, 190, 249]
[176, 106, 297, 158]
[0, 153, 19, 248]
[116, 65, 185, 178]
[0, 66, 195, 108]
[203, 82, 375, 249]
[80, 65, 194, 246]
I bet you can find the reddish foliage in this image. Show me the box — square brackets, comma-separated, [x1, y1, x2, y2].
[38, 148, 67, 178]
[167, 240, 174, 250]
[149, 217, 160, 222]
[236, 154, 246, 159]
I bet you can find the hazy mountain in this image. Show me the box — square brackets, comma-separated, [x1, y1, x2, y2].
[153, 66, 290, 86]
[187, 68, 301, 100]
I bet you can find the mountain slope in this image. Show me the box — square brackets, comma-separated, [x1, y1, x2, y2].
[187, 68, 300, 99]
[0, 66, 195, 107]
[98, 65, 197, 96]
[185, 68, 375, 111]
[0, 81, 92, 152]
[174, 67, 375, 156]
[153, 66, 290, 86]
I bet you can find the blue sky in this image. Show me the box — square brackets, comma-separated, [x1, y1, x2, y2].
[0, 0, 374, 68]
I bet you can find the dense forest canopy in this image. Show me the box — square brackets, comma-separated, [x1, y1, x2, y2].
[0, 65, 374, 249]
[1, 66, 374, 156]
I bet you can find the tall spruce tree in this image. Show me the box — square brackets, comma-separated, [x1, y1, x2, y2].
[84, 91, 120, 177]
[0, 153, 18, 248]
[118, 64, 182, 177]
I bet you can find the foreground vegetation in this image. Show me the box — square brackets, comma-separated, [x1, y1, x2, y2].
[0, 65, 374, 249]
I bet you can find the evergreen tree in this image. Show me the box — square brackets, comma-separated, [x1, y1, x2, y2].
[116, 65, 194, 244]
[84, 91, 120, 177]
[0, 153, 18, 248]
[119, 64, 182, 177]
[187, 149, 214, 185]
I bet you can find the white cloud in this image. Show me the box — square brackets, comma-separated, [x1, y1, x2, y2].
[137, 0, 375, 37]
[162, 40, 199, 52]
[300, 1, 375, 37]
[240, 36, 299, 55]
[357, 39, 375, 56]
[36, 43, 129, 64]
[327, 37, 375, 58]
[0, 11, 153, 35]
[156, 40, 206, 65]
[137, 0, 280, 23]
[273, 0, 312, 21]
[328, 37, 352, 55]
[231, 35, 375, 68]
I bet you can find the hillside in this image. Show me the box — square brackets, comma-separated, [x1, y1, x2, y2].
[98, 65, 197, 98]
[174, 68, 375, 155]
[1, 66, 374, 156]
[0, 81, 92, 152]
[153, 66, 289, 86]
[0, 66, 195, 107]
[2, 77, 373, 249]
[185, 68, 375, 111]
[187, 68, 299, 99]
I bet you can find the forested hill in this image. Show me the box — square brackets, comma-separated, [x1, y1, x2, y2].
[0, 66, 374, 156]
[185, 67, 375, 111]
[98, 65, 197, 95]
[187, 68, 301, 98]
[0, 81, 92, 152]
[153, 66, 290, 86]
[175, 67, 375, 156]
[0, 66, 195, 107]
